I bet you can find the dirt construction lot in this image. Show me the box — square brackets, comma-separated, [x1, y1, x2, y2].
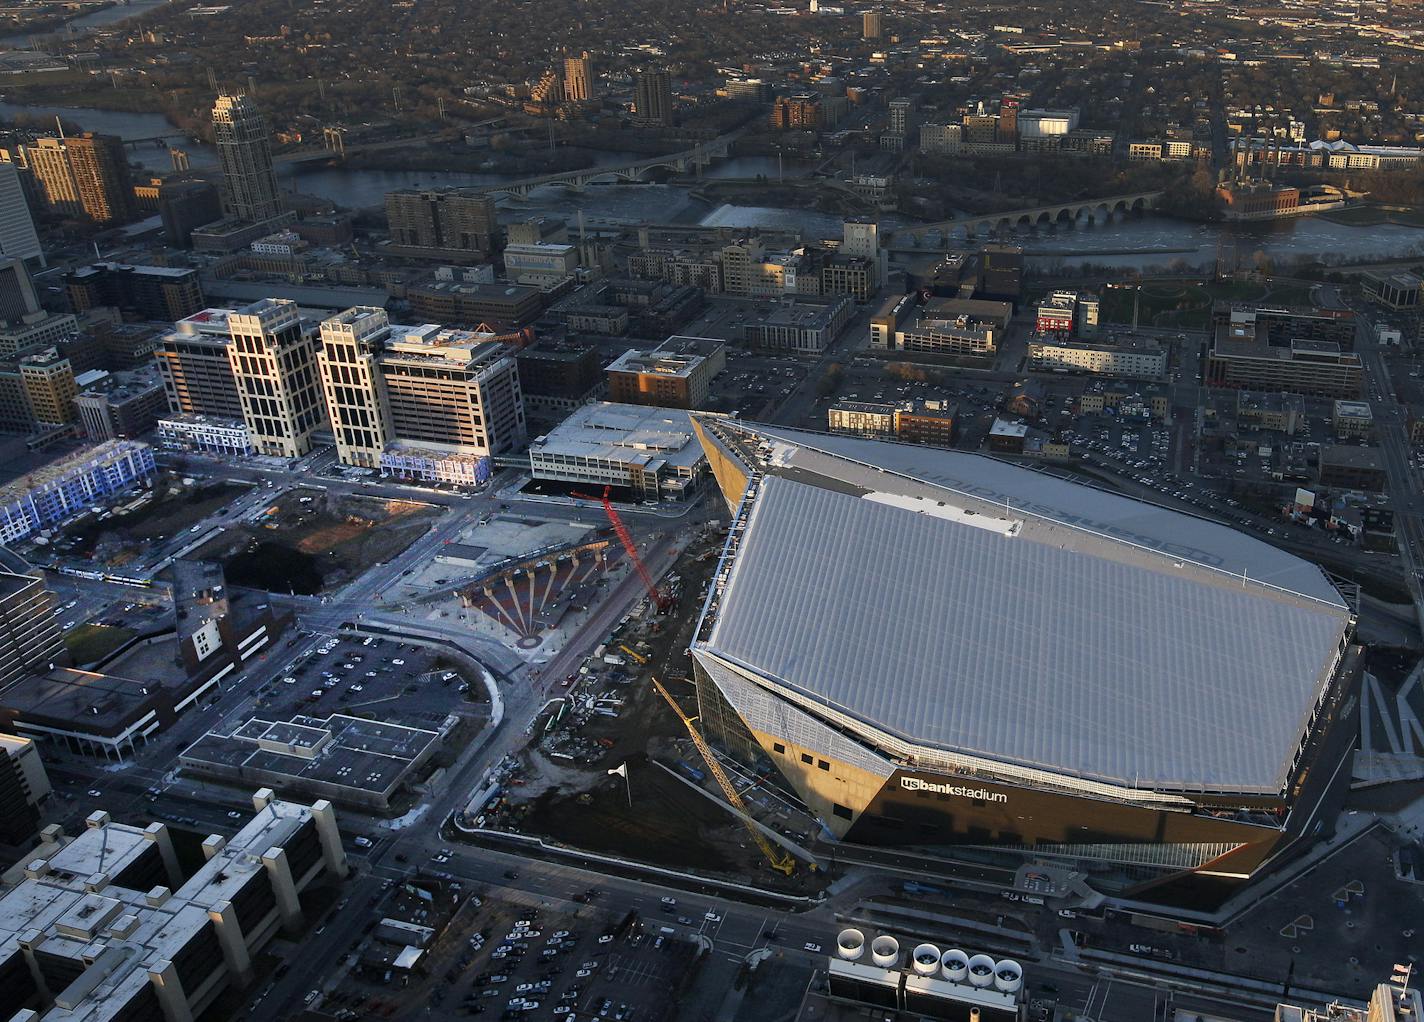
[193, 488, 441, 594]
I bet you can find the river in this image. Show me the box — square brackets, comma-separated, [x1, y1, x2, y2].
[0, 0, 173, 48]
[3, 99, 1422, 270]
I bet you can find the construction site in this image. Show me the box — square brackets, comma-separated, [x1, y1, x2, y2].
[192, 488, 440, 594]
[448, 498, 830, 895]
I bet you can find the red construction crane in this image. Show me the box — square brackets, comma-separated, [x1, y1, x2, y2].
[582, 485, 673, 610]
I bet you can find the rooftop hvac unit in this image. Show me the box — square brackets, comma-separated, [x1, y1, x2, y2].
[870, 935, 900, 968]
[836, 928, 865, 961]
[911, 943, 942, 976]
[941, 949, 969, 983]
[967, 954, 997, 988]
[994, 959, 1023, 993]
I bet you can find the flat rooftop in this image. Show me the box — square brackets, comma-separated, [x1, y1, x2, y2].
[693, 420, 1353, 796]
[606, 348, 706, 379]
[180, 713, 441, 796]
[530, 402, 705, 473]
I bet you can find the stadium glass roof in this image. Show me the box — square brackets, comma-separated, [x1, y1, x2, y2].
[697, 422, 1353, 795]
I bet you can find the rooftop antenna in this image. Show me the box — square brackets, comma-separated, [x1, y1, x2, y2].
[55, 115, 65, 140]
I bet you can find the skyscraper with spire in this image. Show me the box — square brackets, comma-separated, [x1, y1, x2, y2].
[211, 94, 283, 224]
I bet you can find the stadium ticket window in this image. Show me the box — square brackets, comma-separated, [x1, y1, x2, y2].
[833, 804, 853, 820]
[773, 742, 786, 755]
[801, 753, 813, 765]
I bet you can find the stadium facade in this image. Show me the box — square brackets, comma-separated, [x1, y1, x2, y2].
[688, 416, 1361, 907]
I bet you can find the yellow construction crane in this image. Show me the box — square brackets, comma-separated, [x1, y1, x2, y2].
[619, 644, 648, 666]
[650, 677, 798, 876]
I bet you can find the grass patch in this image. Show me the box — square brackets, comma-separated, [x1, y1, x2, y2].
[65, 623, 136, 665]
[1099, 278, 1269, 329]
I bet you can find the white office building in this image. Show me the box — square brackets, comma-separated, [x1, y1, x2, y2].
[0, 163, 43, 269]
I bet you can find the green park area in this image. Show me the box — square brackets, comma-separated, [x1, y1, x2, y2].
[64, 624, 136, 666]
[1096, 278, 1318, 330]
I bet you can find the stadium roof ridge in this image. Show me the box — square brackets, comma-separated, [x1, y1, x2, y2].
[691, 417, 1353, 796]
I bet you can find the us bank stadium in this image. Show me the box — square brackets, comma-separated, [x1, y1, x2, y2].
[688, 416, 1361, 907]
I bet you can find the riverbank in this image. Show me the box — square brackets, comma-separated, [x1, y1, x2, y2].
[1317, 203, 1424, 228]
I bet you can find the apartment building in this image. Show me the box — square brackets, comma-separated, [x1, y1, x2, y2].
[1027, 336, 1166, 380]
[564, 51, 597, 103]
[385, 190, 500, 259]
[27, 134, 134, 224]
[225, 299, 324, 458]
[0, 440, 156, 545]
[155, 309, 245, 420]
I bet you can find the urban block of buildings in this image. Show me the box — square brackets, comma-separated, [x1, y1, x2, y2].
[871, 295, 1012, 360]
[0, 791, 347, 1020]
[0, 559, 282, 760]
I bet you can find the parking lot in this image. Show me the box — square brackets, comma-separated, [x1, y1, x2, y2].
[357, 888, 701, 1021]
[248, 632, 486, 730]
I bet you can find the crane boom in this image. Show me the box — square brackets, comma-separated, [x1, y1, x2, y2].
[575, 486, 672, 610]
[650, 677, 797, 876]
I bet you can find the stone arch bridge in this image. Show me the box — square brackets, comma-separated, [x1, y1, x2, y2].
[892, 191, 1164, 244]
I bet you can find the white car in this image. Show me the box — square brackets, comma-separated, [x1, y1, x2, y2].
[353, 836, 373, 848]
[392, 658, 405, 666]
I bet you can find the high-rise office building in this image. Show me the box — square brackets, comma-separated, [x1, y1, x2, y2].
[225, 298, 323, 457]
[0, 732, 51, 845]
[888, 97, 911, 136]
[26, 135, 133, 224]
[862, 10, 881, 37]
[156, 309, 245, 419]
[212, 94, 284, 223]
[0, 163, 43, 269]
[634, 69, 675, 126]
[0, 552, 65, 695]
[384, 189, 500, 258]
[315, 307, 526, 477]
[16, 346, 77, 425]
[317, 307, 394, 469]
[0, 258, 40, 326]
[563, 51, 597, 103]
